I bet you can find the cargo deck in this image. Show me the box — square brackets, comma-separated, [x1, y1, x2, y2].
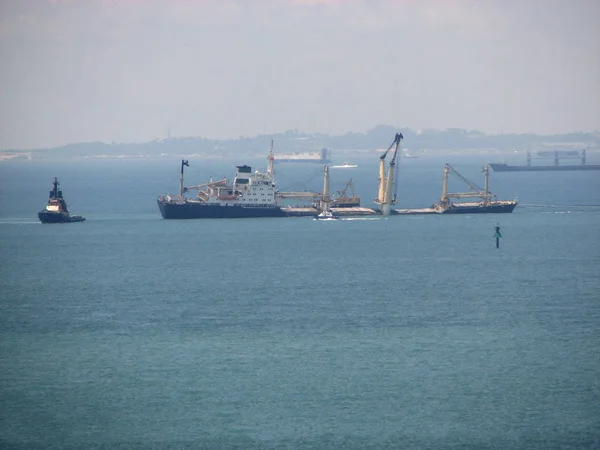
[393, 208, 438, 215]
[282, 206, 379, 217]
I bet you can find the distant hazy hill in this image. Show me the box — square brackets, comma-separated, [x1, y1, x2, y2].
[2, 125, 599, 160]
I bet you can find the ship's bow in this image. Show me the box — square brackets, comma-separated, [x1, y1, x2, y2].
[157, 198, 168, 219]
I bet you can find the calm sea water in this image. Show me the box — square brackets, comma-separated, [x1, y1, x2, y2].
[1, 155, 599, 449]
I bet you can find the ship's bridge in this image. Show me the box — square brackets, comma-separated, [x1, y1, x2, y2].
[234, 165, 252, 186]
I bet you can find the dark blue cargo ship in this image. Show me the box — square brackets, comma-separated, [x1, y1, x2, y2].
[158, 153, 287, 219]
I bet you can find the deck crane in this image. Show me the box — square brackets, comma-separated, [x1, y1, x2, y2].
[376, 137, 394, 204]
[180, 178, 230, 202]
[183, 179, 229, 192]
[331, 179, 360, 208]
[377, 133, 403, 216]
[320, 164, 331, 212]
[439, 163, 496, 208]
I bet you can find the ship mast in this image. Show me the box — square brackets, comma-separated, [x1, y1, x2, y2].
[179, 160, 189, 197]
[266, 139, 275, 183]
[483, 164, 490, 205]
[51, 177, 59, 198]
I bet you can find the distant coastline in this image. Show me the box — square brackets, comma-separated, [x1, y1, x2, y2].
[2, 125, 599, 162]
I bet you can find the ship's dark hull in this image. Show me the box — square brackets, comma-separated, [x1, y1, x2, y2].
[490, 163, 600, 172]
[157, 199, 288, 219]
[38, 211, 86, 223]
[440, 202, 517, 214]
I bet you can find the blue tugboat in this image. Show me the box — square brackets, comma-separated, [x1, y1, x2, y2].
[38, 177, 85, 224]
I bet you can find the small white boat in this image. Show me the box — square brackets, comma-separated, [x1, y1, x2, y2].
[331, 161, 358, 168]
[315, 210, 339, 220]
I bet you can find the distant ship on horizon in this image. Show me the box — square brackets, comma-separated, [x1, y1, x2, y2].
[274, 148, 331, 164]
[330, 161, 357, 168]
[490, 149, 600, 172]
[402, 149, 419, 159]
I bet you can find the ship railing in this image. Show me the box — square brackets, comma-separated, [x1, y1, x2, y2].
[160, 194, 184, 203]
[240, 203, 279, 208]
[277, 191, 320, 199]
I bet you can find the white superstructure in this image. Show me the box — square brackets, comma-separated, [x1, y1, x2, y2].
[166, 146, 281, 209]
[192, 164, 279, 207]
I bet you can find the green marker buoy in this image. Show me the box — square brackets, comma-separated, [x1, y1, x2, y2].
[494, 224, 502, 248]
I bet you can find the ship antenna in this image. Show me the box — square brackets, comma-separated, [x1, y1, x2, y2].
[52, 177, 59, 198]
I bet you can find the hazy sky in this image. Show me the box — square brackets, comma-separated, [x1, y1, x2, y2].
[1, 0, 599, 149]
